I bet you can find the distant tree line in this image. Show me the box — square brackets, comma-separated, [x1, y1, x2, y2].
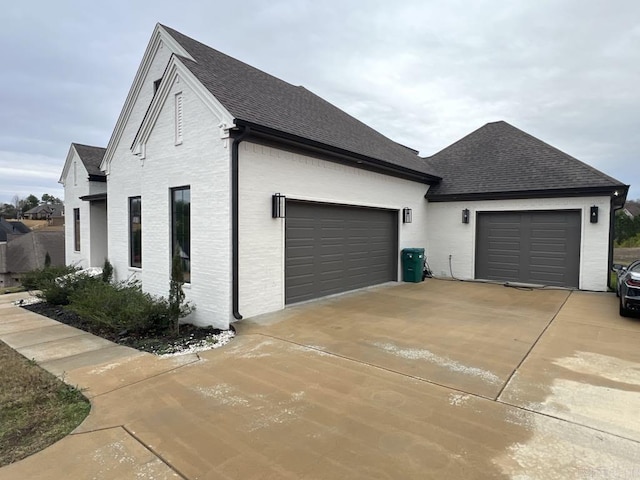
[0, 193, 62, 219]
[615, 199, 640, 247]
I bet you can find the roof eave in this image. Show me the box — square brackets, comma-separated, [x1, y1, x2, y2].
[426, 185, 629, 203]
[233, 119, 441, 185]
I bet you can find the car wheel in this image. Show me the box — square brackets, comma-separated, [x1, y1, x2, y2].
[620, 296, 630, 317]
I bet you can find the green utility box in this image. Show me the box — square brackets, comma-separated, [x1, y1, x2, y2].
[401, 248, 425, 283]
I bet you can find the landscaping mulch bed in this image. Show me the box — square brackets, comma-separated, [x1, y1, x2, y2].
[21, 300, 234, 356]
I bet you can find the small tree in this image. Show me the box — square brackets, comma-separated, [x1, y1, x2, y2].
[102, 259, 114, 283]
[168, 251, 193, 335]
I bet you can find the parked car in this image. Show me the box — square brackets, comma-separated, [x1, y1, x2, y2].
[614, 261, 640, 317]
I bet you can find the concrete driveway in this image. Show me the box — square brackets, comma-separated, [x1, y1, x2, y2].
[1, 281, 640, 479]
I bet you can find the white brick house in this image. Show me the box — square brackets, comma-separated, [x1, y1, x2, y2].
[59, 143, 107, 269]
[62, 24, 628, 329]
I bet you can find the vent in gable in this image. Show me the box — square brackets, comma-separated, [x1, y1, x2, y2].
[175, 92, 183, 145]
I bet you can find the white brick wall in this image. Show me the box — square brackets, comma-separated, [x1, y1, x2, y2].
[61, 151, 107, 268]
[426, 197, 612, 291]
[238, 142, 431, 318]
[107, 51, 232, 328]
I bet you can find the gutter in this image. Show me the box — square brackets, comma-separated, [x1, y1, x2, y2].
[234, 119, 440, 185]
[231, 125, 251, 320]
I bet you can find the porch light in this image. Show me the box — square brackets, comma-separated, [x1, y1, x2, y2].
[590, 205, 598, 223]
[402, 208, 412, 224]
[272, 193, 286, 218]
[462, 208, 470, 224]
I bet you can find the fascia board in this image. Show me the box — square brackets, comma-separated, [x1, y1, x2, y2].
[100, 24, 195, 174]
[58, 144, 78, 185]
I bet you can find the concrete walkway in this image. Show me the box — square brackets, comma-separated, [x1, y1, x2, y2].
[1, 282, 640, 479]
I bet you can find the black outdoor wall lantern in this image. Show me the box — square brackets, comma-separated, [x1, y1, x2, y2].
[272, 193, 286, 218]
[402, 207, 412, 224]
[590, 205, 598, 223]
[462, 208, 470, 224]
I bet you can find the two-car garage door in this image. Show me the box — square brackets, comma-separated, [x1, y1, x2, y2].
[475, 210, 581, 287]
[285, 201, 398, 304]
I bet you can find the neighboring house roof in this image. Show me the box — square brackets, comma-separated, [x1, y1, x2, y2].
[425, 121, 628, 201]
[622, 202, 640, 218]
[0, 218, 29, 242]
[73, 143, 106, 178]
[24, 204, 64, 217]
[6, 231, 65, 273]
[5, 220, 30, 234]
[160, 25, 439, 181]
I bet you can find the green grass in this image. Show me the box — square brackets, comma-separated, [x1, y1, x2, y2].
[2, 286, 25, 294]
[0, 341, 90, 466]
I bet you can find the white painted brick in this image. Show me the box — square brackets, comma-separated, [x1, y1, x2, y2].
[426, 198, 611, 291]
[106, 48, 231, 329]
[61, 151, 107, 268]
[238, 142, 431, 318]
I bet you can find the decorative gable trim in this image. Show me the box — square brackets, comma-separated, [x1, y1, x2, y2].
[130, 56, 235, 156]
[100, 24, 195, 174]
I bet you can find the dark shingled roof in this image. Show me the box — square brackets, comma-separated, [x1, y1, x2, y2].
[6, 231, 65, 272]
[161, 25, 437, 179]
[425, 121, 626, 200]
[73, 143, 106, 177]
[0, 218, 29, 242]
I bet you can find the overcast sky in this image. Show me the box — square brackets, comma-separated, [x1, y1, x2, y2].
[1, 0, 638, 205]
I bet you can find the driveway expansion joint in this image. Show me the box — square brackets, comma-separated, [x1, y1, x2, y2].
[495, 290, 573, 401]
[89, 356, 202, 399]
[121, 425, 189, 480]
[252, 332, 496, 401]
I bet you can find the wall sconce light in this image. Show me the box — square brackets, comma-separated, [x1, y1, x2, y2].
[462, 208, 470, 224]
[402, 207, 412, 224]
[272, 193, 286, 218]
[590, 205, 598, 223]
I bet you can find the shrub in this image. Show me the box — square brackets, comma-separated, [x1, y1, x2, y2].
[66, 281, 172, 335]
[42, 273, 101, 306]
[168, 252, 194, 335]
[616, 233, 640, 248]
[101, 259, 113, 283]
[20, 265, 78, 292]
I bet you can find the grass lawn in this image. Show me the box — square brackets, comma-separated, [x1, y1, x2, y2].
[2, 286, 25, 295]
[0, 340, 90, 466]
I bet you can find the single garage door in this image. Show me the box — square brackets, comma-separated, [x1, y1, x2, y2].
[285, 201, 398, 304]
[476, 210, 581, 287]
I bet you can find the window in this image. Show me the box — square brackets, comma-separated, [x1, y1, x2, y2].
[171, 187, 190, 282]
[73, 208, 80, 251]
[175, 92, 183, 145]
[129, 197, 142, 268]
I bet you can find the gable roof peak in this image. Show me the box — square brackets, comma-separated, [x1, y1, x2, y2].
[158, 25, 438, 180]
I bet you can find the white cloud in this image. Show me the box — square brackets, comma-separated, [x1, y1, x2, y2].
[1, 0, 638, 203]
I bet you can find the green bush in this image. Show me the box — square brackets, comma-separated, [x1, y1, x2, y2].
[616, 233, 640, 248]
[41, 274, 101, 306]
[20, 265, 78, 292]
[66, 281, 173, 335]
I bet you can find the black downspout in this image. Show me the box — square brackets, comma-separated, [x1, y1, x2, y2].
[608, 195, 624, 290]
[232, 126, 251, 320]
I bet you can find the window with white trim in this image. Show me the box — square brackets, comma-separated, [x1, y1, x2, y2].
[175, 92, 183, 145]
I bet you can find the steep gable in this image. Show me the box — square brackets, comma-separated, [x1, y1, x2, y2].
[161, 25, 438, 179]
[426, 121, 627, 201]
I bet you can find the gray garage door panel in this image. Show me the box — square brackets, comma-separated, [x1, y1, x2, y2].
[286, 202, 398, 304]
[476, 210, 581, 287]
